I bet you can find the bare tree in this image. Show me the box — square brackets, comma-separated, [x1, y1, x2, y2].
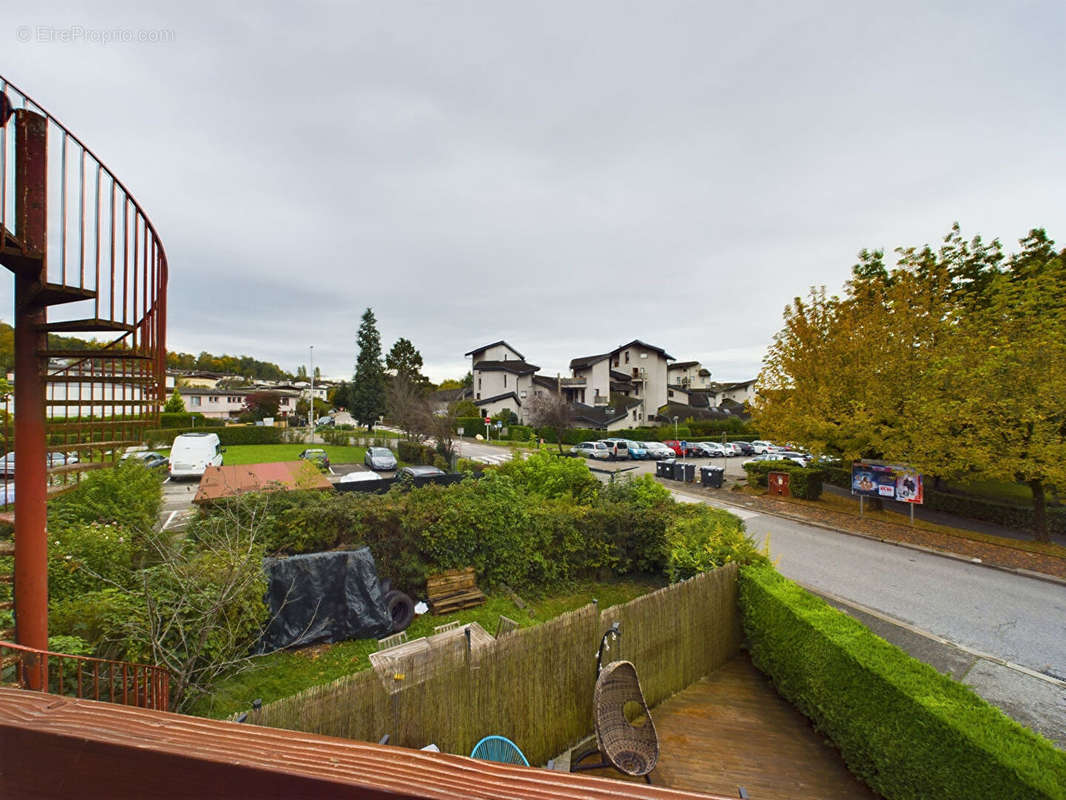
[386, 375, 433, 444]
[525, 391, 574, 452]
[429, 400, 462, 465]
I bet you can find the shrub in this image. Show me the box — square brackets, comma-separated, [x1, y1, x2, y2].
[50, 588, 143, 659]
[495, 450, 601, 503]
[159, 412, 223, 429]
[602, 473, 672, 509]
[48, 523, 136, 603]
[665, 505, 767, 581]
[742, 460, 824, 499]
[739, 565, 1066, 800]
[145, 425, 283, 447]
[455, 416, 487, 437]
[49, 460, 163, 535]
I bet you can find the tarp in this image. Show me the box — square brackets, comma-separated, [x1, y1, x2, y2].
[260, 547, 392, 651]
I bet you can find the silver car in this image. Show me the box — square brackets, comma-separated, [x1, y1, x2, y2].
[570, 441, 611, 460]
[364, 447, 398, 471]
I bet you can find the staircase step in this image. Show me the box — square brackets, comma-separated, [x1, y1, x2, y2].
[0, 601, 12, 612]
[47, 461, 108, 476]
[0, 541, 13, 556]
[0, 632, 16, 643]
[22, 282, 96, 309]
[38, 349, 152, 360]
[0, 224, 43, 279]
[47, 420, 153, 430]
[39, 318, 136, 334]
[52, 440, 142, 452]
[0, 574, 13, 585]
[0, 513, 13, 527]
[44, 375, 155, 385]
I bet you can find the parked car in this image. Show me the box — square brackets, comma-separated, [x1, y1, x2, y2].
[642, 442, 674, 459]
[600, 439, 630, 460]
[662, 440, 684, 457]
[730, 441, 756, 456]
[1, 451, 81, 478]
[121, 450, 169, 470]
[750, 440, 774, 454]
[778, 451, 812, 466]
[621, 440, 647, 459]
[694, 442, 727, 457]
[718, 443, 740, 457]
[338, 470, 384, 484]
[170, 432, 224, 479]
[399, 465, 446, 478]
[571, 441, 611, 460]
[364, 447, 398, 471]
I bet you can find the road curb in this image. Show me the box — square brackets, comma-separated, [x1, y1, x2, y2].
[662, 481, 1066, 589]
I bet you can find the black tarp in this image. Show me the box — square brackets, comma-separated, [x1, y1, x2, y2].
[260, 547, 393, 650]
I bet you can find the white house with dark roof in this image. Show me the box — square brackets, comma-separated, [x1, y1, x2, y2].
[568, 340, 673, 424]
[667, 360, 713, 390]
[717, 378, 758, 406]
[466, 340, 541, 423]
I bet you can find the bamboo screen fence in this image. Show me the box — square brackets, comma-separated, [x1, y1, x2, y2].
[246, 564, 739, 766]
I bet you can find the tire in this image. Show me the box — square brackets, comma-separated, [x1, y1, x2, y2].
[385, 589, 415, 633]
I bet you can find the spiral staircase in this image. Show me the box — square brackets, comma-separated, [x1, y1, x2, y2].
[0, 73, 168, 706]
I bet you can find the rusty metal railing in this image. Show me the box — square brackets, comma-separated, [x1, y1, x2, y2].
[0, 639, 170, 711]
[0, 73, 168, 494]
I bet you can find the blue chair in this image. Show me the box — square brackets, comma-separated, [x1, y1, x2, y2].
[469, 735, 529, 766]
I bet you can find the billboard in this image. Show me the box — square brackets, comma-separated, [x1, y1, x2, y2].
[851, 461, 923, 504]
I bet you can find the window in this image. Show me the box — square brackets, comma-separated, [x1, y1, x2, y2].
[613, 357, 619, 367]
[503, 374, 507, 387]
[478, 377, 482, 391]
[625, 351, 630, 364]
[476, 393, 480, 400]
[191, 396, 201, 406]
[209, 396, 218, 402]
[632, 410, 638, 420]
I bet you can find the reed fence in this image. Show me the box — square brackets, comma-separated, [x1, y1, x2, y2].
[246, 563, 739, 765]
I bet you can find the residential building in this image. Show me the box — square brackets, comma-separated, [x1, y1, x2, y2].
[718, 379, 757, 406]
[667, 361, 713, 389]
[466, 341, 540, 423]
[179, 386, 299, 421]
[569, 340, 673, 425]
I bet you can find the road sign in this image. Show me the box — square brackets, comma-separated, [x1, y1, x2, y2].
[458, 427, 464, 436]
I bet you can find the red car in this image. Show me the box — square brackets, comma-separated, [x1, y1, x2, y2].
[662, 440, 684, 456]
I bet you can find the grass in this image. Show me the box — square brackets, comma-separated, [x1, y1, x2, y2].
[219, 443, 368, 466]
[946, 477, 1060, 507]
[189, 576, 665, 720]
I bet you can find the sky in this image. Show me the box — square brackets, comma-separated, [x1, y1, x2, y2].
[3, 2, 1064, 383]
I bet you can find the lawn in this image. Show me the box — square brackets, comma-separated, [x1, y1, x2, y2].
[219, 443, 369, 467]
[946, 478, 1060, 507]
[188, 576, 665, 720]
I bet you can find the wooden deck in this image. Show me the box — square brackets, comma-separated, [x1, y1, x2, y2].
[578, 654, 881, 799]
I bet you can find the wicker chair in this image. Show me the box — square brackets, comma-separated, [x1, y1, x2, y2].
[571, 660, 658, 783]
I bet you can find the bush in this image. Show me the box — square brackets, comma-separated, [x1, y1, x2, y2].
[455, 416, 487, 437]
[742, 460, 825, 499]
[49, 460, 163, 535]
[602, 473, 673, 509]
[665, 505, 767, 581]
[50, 588, 143, 659]
[145, 424, 283, 447]
[159, 412, 224, 429]
[495, 450, 601, 504]
[739, 565, 1066, 800]
[48, 523, 136, 603]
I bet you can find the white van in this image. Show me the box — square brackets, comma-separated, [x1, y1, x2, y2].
[169, 432, 224, 479]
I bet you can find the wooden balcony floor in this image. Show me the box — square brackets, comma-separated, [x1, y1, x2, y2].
[578, 654, 881, 799]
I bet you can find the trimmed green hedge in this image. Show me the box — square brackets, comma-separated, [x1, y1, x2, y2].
[742, 460, 825, 499]
[739, 566, 1066, 799]
[145, 425, 283, 447]
[159, 412, 224, 429]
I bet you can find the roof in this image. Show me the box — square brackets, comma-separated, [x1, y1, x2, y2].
[570, 397, 642, 428]
[474, 391, 521, 407]
[472, 360, 540, 375]
[668, 361, 700, 370]
[722, 379, 757, 390]
[609, 370, 634, 383]
[569, 353, 609, 370]
[532, 374, 561, 390]
[464, 340, 525, 360]
[611, 339, 675, 361]
[178, 386, 298, 396]
[194, 461, 332, 503]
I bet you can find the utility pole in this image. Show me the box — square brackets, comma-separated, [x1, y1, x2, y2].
[308, 345, 314, 438]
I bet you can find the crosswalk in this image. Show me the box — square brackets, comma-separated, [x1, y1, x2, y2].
[470, 453, 511, 466]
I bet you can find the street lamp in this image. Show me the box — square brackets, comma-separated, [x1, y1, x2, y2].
[308, 345, 314, 437]
[673, 416, 679, 459]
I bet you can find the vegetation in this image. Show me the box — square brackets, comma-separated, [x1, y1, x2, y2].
[754, 225, 1066, 541]
[739, 565, 1066, 799]
[742, 459, 825, 499]
[166, 349, 290, 381]
[385, 337, 430, 392]
[164, 389, 185, 413]
[219, 443, 367, 466]
[349, 308, 387, 430]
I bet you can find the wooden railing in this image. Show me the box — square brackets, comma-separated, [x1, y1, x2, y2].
[0, 639, 169, 711]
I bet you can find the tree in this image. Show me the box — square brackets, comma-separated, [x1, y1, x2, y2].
[453, 399, 479, 418]
[436, 377, 465, 391]
[164, 389, 185, 413]
[753, 224, 1065, 541]
[386, 375, 432, 444]
[295, 365, 307, 380]
[350, 308, 386, 431]
[239, 391, 282, 422]
[385, 337, 429, 391]
[525, 391, 574, 452]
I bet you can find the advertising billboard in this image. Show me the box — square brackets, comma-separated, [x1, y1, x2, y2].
[851, 461, 923, 504]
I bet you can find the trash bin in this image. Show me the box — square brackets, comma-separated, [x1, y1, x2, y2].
[657, 460, 675, 478]
[700, 465, 725, 488]
[674, 462, 695, 482]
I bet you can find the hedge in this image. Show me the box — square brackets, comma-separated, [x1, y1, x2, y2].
[738, 565, 1066, 799]
[159, 412, 224, 429]
[742, 460, 825, 499]
[145, 425, 283, 447]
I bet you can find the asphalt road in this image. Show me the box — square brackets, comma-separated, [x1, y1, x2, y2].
[660, 486, 1066, 685]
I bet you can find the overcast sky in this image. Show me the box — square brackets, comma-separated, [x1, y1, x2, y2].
[3, 2, 1064, 382]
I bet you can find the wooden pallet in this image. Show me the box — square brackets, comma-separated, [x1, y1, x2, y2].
[427, 567, 486, 615]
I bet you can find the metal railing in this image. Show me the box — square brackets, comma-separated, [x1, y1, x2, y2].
[1, 639, 169, 711]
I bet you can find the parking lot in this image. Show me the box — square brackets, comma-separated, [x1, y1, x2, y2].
[583, 452, 751, 482]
